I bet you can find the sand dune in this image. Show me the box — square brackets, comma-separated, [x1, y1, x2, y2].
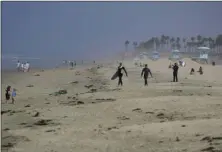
[1, 58, 222, 152]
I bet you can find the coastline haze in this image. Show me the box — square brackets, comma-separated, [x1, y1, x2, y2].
[2, 2, 222, 69]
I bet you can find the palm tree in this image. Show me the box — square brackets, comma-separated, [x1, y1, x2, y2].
[133, 42, 138, 51]
[125, 40, 130, 52]
[165, 36, 170, 50]
[176, 37, 180, 50]
[197, 35, 202, 46]
[191, 37, 195, 52]
[216, 34, 222, 54]
[161, 34, 166, 50]
[183, 38, 186, 52]
[170, 37, 175, 49]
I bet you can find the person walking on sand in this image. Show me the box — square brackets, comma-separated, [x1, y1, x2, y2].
[21, 63, 24, 72]
[17, 61, 21, 72]
[11, 88, 16, 104]
[172, 63, 179, 82]
[26, 62, 30, 72]
[141, 64, 153, 86]
[197, 66, 203, 75]
[5, 86, 11, 103]
[24, 62, 30, 72]
[117, 62, 128, 86]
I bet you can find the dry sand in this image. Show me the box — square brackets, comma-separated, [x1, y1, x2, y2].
[1, 58, 222, 152]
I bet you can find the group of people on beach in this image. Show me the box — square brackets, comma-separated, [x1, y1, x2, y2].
[115, 61, 182, 86]
[5, 86, 16, 104]
[17, 61, 30, 72]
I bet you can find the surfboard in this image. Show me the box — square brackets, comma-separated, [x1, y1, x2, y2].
[111, 71, 119, 80]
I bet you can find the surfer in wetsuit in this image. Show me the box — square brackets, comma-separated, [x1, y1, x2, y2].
[141, 64, 153, 86]
[172, 63, 179, 82]
[117, 63, 128, 86]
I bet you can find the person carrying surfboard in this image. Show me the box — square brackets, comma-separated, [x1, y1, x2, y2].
[141, 64, 153, 86]
[117, 62, 128, 86]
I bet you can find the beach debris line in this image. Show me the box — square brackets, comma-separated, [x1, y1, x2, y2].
[49, 89, 68, 96]
[34, 119, 59, 126]
[1, 135, 30, 150]
[59, 99, 84, 106]
[26, 84, 34, 87]
[95, 98, 116, 101]
[84, 84, 94, 89]
[117, 116, 130, 120]
[70, 81, 78, 84]
[132, 108, 143, 113]
[32, 112, 40, 117]
[24, 104, 31, 107]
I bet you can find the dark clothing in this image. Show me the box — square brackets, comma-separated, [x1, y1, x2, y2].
[117, 66, 127, 86]
[173, 65, 179, 82]
[173, 72, 178, 82]
[5, 92, 10, 100]
[141, 67, 152, 86]
[141, 67, 152, 79]
[198, 67, 203, 75]
[5, 86, 11, 100]
[71, 62, 74, 68]
[190, 68, 195, 75]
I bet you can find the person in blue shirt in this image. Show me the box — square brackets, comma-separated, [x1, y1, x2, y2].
[11, 88, 16, 104]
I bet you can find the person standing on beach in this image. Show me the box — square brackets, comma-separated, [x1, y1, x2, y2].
[70, 61, 74, 68]
[11, 88, 16, 104]
[172, 63, 179, 82]
[17, 61, 21, 72]
[25, 62, 30, 72]
[21, 63, 24, 72]
[5, 86, 11, 103]
[117, 62, 128, 86]
[141, 64, 153, 86]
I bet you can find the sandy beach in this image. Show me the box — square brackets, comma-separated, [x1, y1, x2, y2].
[1, 58, 222, 152]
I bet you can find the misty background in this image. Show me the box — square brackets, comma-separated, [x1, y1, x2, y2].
[1, 2, 222, 69]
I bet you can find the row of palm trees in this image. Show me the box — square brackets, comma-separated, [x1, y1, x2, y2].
[125, 34, 222, 54]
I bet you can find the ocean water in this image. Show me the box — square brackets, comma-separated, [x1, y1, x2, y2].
[1, 57, 97, 71]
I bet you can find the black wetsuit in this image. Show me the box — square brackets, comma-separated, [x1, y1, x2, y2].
[5, 86, 11, 101]
[173, 64, 179, 82]
[141, 67, 153, 86]
[117, 66, 127, 86]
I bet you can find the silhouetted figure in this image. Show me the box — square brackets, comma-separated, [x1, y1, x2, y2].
[212, 61, 215, 66]
[5, 86, 11, 103]
[190, 68, 195, 75]
[197, 66, 203, 75]
[117, 63, 128, 86]
[141, 64, 153, 86]
[74, 61, 76, 66]
[172, 63, 179, 82]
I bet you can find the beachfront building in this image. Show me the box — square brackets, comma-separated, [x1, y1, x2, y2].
[191, 46, 210, 64]
[139, 52, 149, 59]
[198, 46, 210, 63]
[150, 51, 160, 61]
[169, 50, 181, 60]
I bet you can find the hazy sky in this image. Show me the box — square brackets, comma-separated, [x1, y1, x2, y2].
[2, 2, 222, 60]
